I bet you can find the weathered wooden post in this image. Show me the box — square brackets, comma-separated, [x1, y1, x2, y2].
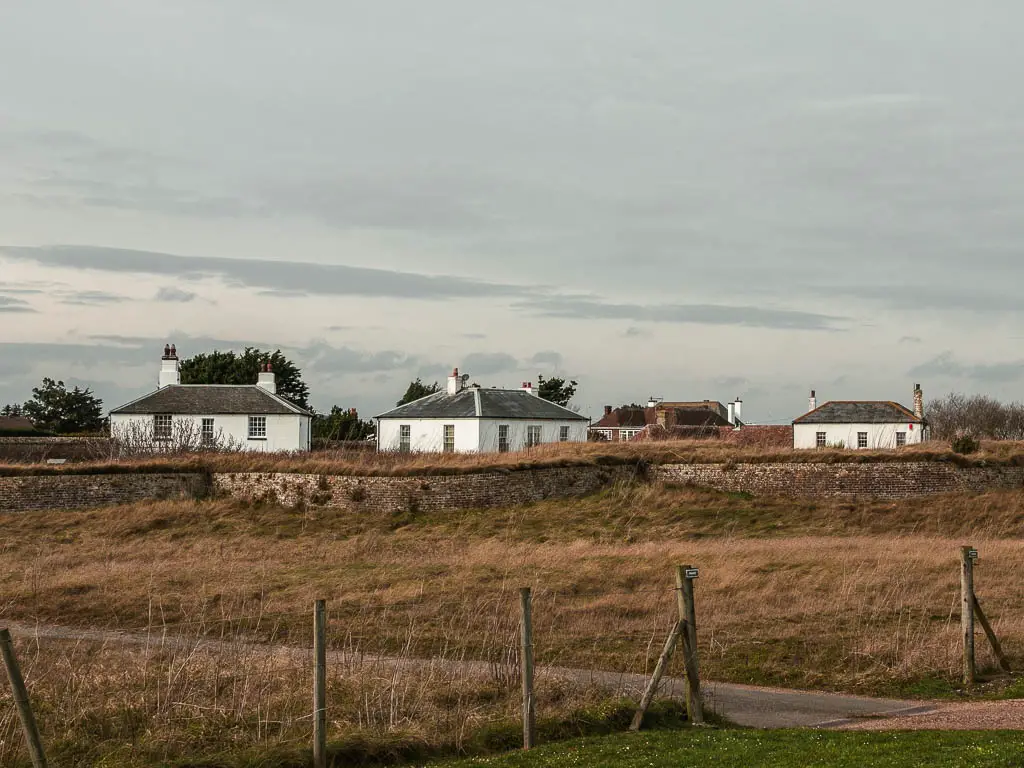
[961, 546, 977, 685]
[0, 628, 49, 768]
[630, 620, 684, 731]
[519, 587, 536, 749]
[676, 565, 704, 725]
[313, 600, 327, 768]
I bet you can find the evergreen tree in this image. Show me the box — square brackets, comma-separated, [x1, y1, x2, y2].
[180, 348, 310, 408]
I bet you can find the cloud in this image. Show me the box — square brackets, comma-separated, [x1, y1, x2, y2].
[462, 333, 487, 340]
[461, 352, 519, 375]
[909, 352, 1024, 384]
[713, 376, 748, 390]
[517, 296, 843, 331]
[0, 245, 536, 301]
[56, 289, 129, 306]
[623, 326, 650, 338]
[899, 336, 922, 345]
[530, 351, 563, 367]
[808, 285, 1021, 313]
[302, 342, 414, 373]
[155, 286, 199, 303]
[0, 296, 36, 313]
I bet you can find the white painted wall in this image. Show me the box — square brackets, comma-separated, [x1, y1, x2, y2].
[377, 418, 481, 453]
[794, 422, 924, 450]
[111, 412, 311, 452]
[377, 417, 587, 453]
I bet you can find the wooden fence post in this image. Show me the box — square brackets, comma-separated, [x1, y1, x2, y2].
[973, 595, 1011, 674]
[676, 565, 704, 725]
[630, 620, 684, 731]
[0, 628, 49, 768]
[519, 587, 536, 750]
[313, 600, 327, 768]
[961, 546, 976, 686]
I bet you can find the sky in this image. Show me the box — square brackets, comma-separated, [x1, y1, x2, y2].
[2, 1, 1024, 423]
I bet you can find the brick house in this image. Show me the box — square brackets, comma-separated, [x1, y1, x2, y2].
[590, 398, 739, 441]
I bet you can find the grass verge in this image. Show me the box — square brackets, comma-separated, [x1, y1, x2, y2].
[438, 729, 1024, 768]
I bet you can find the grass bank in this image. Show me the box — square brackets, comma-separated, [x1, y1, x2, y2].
[438, 729, 1024, 768]
[3, 439, 1024, 477]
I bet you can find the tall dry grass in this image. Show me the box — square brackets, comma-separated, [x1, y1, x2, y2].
[4, 438, 1024, 476]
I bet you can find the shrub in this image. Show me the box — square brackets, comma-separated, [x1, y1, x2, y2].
[952, 435, 980, 455]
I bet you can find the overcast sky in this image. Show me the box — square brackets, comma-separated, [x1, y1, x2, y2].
[2, 1, 1023, 423]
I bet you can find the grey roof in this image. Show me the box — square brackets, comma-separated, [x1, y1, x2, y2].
[794, 401, 922, 425]
[376, 388, 588, 421]
[110, 385, 312, 416]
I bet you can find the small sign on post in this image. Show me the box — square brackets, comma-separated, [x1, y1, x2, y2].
[968, 549, 979, 561]
[684, 568, 699, 580]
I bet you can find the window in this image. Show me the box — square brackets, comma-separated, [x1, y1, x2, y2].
[443, 424, 455, 453]
[816, 431, 827, 448]
[526, 425, 542, 448]
[857, 432, 868, 449]
[201, 418, 215, 445]
[559, 425, 570, 442]
[153, 414, 172, 441]
[399, 424, 411, 453]
[620, 428, 641, 441]
[895, 431, 906, 447]
[498, 425, 510, 453]
[248, 416, 267, 440]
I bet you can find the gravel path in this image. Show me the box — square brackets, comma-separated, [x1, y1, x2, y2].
[8, 620, 1023, 730]
[836, 699, 1024, 731]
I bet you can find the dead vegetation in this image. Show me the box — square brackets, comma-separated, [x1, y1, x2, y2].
[4, 483, 1024, 765]
[4, 439, 1024, 477]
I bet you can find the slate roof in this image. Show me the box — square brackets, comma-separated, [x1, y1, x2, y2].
[670, 408, 734, 427]
[793, 401, 922, 425]
[376, 388, 588, 421]
[0, 416, 36, 432]
[110, 385, 312, 416]
[591, 407, 652, 429]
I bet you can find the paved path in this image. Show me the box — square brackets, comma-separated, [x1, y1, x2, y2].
[0, 620, 946, 730]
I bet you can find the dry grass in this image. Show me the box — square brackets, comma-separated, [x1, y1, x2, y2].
[4, 483, 1024, 765]
[4, 439, 1024, 477]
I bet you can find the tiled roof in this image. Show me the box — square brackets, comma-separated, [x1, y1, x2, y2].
[110, 386, 311, 416]
[376, 388, 588, 421]
[670, 408, 733, 427]
[794, 401, 921, 425]
[591, 407, 653, 429]
[0, 416, 36, 431]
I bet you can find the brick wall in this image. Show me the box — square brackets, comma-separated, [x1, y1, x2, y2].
[0, 473, 207, 512]
[652, 462, 1024, 499]
[0, 437, 111, 463]
[211, 464, 639, 513]
[4, 460, 1024, 514]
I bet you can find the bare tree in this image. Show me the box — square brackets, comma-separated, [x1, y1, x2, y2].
[926, 393, 1024, 441]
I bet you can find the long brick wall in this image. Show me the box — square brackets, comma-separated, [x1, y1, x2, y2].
[3, 460, 1024, 514]
[0, 473, 207, 513]
[651, 462, 1024, 499]
[211, 465, 639, 513]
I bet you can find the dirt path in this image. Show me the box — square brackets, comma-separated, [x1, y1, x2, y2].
[8, 620, 1016, 730]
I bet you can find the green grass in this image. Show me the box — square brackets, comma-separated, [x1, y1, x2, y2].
[438, 729, 1024, 768]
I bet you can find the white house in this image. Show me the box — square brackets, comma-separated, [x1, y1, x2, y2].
[375, 368, 589, 453]
[109, 345, 313, 452]
[793, 385, 926, 450]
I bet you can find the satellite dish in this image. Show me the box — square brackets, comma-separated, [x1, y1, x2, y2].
[461, 373, 469, 383]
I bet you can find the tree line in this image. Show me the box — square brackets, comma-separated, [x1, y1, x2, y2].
[1, 348, 579, 438]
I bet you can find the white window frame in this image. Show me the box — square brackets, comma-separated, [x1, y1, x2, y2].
[620, 428, 641, 441]
[248, 416, 267, 440]
[498, 424, 510, 453]
[201, 418, 215, 445]
[559, 425, 570, 442]
[895, 431, 906, 447]
[526, 425, 542, 448]
[399, 424, 411, 453]
[443, 424, 455, 453]
[857, 431, 868, 449]
[816, 431, 827, 448]
[153, 414, 172, 441]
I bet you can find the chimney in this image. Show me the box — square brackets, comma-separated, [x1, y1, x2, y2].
[257, 363, 277, 394]
[521, 381, 536, 395]
[727, 402, 735, 425]
[159, 343, 180, 388]
[809, 389, 817, 413]
[447, 367, 463, 396]
[604, 405, 613, 416]
[733, 398, 742, 424]
[913, 383, 924, 420]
